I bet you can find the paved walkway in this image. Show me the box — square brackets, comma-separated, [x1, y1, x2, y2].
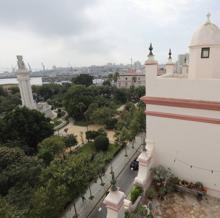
[61, 133, 144, 218]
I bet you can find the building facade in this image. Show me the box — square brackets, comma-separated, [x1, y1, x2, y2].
[116, 69, 145, 88]
[142, 14, 220, 198]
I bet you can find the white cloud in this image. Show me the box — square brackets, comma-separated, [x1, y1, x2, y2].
[0, 0, 218, 70]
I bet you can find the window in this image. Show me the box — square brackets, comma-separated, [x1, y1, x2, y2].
[201, 47, 210, 58]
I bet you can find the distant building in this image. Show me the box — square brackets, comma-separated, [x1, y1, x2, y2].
[116, 69, 145, 88]
[176, 53, 189, 73]
[93, 78, 104, 86]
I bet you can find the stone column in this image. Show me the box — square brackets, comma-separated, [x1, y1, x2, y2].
[144, 43, 158, 82]
[103, 168, 125, 218]
[134, 140, 154, 191]
[182, 63, 188, 75]
[182, 57, 189, 76]
[165, 49, 175, 75]
[16, 55, 36, 110]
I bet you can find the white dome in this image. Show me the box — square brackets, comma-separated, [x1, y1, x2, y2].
[190, 16, 220, 47]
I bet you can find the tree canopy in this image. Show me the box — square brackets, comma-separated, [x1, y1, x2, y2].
[64, 85, 93, 121]
[94, 135, 109, 151]
[0, 107, 53, 154]
[72, 74, 93, 87]
[38, 136, 65, 165]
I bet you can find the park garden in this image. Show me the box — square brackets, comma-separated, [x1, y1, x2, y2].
[0, 74, 145, 218]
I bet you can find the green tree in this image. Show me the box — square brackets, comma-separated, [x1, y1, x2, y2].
[29, 155, 95, 218]
[129, 86, 145, 102]
[64, 85, 93, 121]
[8, 86, 20, 95]
[128, 118, 140, 148]
[94, 135, 109, 151]
[32, 83, 64, 101]
[113, 88, 129, 103]
[103, 79, 111, 86]
[64, 134, 78, 152]
[105, 118, 117, 129]
[0, 146, 41, 209]
[113, 72, 119, 82]
[85, 130, 99, 142]
[84, 102, 98, 121]
[38, 136, 65, 165]
[0, 86, 6, 96]
[0, 94, 21, 115]
[72, 74, 93, 87]
[0, 198, 25, 218]
[90, 106, 114, 125]
[0, 107, 53, 154]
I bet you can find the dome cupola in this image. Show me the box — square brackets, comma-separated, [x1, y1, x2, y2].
[188, 14, 220, 79]
[190, 13, 220, 47]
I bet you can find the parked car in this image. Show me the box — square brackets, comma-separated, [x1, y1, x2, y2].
[130, 159, 139, 171]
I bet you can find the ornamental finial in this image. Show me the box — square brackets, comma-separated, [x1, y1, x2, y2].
[148, 43, 153, 56]
[206, 12, 211, 23]
[168, 49, 172, 60]
[110, 166, 117, 191]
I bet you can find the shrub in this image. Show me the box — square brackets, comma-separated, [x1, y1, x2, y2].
[146, 187, 157, 200]
[94, 135, 109, 151]
[105, 118, 117, 129]
[150, 165, 174, 185]
[97, 128, 107, 137]
[64, 134, 77, 148]
[194, 181, 204, 191]
[86, 130, 99, 141]
[130, 186, 143, 203]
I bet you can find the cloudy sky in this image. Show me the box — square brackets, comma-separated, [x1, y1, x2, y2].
[0, 0, 219, 72]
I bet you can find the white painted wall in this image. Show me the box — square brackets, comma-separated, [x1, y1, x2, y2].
[148, 114, 220, 198]
[146, 76, 220, 102]
[106, 205, 125, 218]
[145, 72, 220, 198]
[188, 46, 220, 79]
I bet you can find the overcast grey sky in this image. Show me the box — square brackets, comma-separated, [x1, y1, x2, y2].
[0, 0, 219, 71]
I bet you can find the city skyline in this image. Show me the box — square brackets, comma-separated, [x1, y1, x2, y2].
[0, 0, 219, 72]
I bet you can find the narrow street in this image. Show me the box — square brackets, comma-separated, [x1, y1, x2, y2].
[89, 156, 138, 218]
[61, 134, 143, 218]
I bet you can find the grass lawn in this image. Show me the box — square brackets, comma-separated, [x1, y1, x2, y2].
[75, 142, 122, 164]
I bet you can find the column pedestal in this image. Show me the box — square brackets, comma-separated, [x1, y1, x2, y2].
[104, 188, 125, 218]
[134, 141, 154, 191]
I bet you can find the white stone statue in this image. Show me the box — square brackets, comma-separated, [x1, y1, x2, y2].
[16, 55, 36, 109]
[17, 55, 26, 71]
